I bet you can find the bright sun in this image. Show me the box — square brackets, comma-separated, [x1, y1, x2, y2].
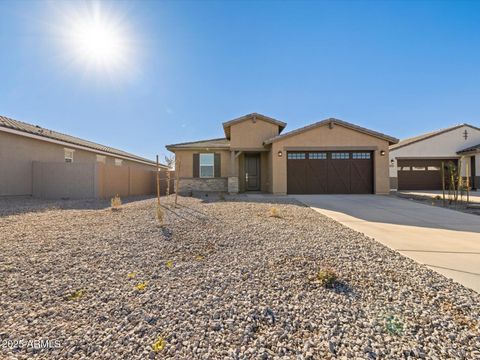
[72, 19, 123, 65]
[57, 2, 133, 74]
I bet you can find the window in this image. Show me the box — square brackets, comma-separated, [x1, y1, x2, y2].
[331, 152, 349, 159]
[400, 166, 411, 171]
[352, 152, 371, 159]
[199, 153, 214, 178]
[427, 166, 441, 171]
[96, 155, 106, 163]
[309, 152, 327, 159]
[412, 166, 425, 171]
[64, 148, 74, 163]
[287, 153, 306, 160]
[115, 159, 123, 166]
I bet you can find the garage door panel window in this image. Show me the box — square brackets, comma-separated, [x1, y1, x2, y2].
[400, 166, 411, 171]
[288, 153, 306, 160]
[287, 150, 373, 194]
[412, 166, 426, 171]
[427, 166, 441, 171]
[199, 153, 214, 178]
[331, 152, 350, 159]
[352, 152, 371, 159]
[309, 152, 327, 160]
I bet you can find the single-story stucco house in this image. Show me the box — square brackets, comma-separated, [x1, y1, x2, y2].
[389, 123, 480, 191]
[0, 115, 168, 199]
[166, 113, 399, 195]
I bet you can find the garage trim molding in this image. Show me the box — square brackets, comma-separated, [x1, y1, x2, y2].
[283, 146, 379, 151]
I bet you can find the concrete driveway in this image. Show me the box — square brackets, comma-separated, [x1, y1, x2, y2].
[292, 195, 480, 293]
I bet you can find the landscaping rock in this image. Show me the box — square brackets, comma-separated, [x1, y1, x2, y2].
[0, 195, 478, 359]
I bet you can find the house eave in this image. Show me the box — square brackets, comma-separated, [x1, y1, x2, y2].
[264, 118, 399, 145]
[0, 126, 164, 168]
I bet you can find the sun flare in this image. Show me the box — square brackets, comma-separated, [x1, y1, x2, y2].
[71, 18, 124, 65]
[55, 2, 135, 75]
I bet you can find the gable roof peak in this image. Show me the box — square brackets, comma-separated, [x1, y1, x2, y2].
[390, 122, 480, 151]
[264, 117, 399, 145]
[222, 112, 286, 139]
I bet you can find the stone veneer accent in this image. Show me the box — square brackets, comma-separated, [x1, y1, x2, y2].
[178, 178, 228, 194]
[228, 176, 239, 194]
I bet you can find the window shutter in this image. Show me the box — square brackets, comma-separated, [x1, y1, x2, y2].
[214, 153, 221, 177]
[193, 153, 199, 178]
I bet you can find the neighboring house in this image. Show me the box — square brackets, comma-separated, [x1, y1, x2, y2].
[166, 113, 398, 195]
[0, 115, 168, 198]
[389, 124, 480, 191]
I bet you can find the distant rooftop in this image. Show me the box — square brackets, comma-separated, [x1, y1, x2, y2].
[391, 123, 480, 151]
[0, 115, 164, 167]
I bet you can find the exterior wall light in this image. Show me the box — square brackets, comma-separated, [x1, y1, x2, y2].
[380, 150, 386, 156]
[278, 151, 283, 157]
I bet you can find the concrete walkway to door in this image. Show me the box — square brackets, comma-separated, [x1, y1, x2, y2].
[292, 194, 480, 293]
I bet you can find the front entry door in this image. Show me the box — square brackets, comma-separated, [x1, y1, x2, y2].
[245, 154, 260, 191]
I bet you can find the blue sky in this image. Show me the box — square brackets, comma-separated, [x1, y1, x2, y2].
[1, 0, 479, 161]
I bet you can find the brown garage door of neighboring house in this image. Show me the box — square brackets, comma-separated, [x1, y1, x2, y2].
[397, 159, 458, 190]
[287, 151, 373, 194]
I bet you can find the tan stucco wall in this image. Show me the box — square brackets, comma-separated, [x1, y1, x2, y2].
[98, 163, 129, 198]
[238, 153, 245, 192]
[1, 131, 96, 196]
[229, 119, 280, 149]
[0, 131, 156, 197]
[32, 162, 97, 199]
[270, 123, 391, 194]
[174, 149, 230, 178]
[32, 162, 156, 200]
[260, 152, 270, 192]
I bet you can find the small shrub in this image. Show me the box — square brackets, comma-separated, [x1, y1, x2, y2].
[152, 336, 166, 352]
[317, 268, 337, 288]
[66, 289, 85, 301]
[165, 260, 174, 269]
[384, 314, 403, 335]
[127, 272, 137, 279]
[434, 195, 442, 200]
[268, 207, 282, 218]
[156, 206, 164, 225]
[111, 194, 122, 210]
[135, 282, 148, 291]
[195, 255, 205, 261]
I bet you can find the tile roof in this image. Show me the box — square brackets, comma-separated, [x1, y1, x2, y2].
[390, 123, 480, 151]
[222, 113, 286, 138]
[0, 115, 162, 166]
[264, 118, 399, 145]
[457, 143, 480, 154]
[166, 138, 230, 150]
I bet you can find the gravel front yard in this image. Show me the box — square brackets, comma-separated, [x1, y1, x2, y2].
[0, 196, 479, 359]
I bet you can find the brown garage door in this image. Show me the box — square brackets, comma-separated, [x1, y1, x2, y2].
[397, 159, 458, 190]
[287, 151, 373, 194]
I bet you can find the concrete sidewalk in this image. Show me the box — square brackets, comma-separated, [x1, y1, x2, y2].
[293, 194, 480, 293]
